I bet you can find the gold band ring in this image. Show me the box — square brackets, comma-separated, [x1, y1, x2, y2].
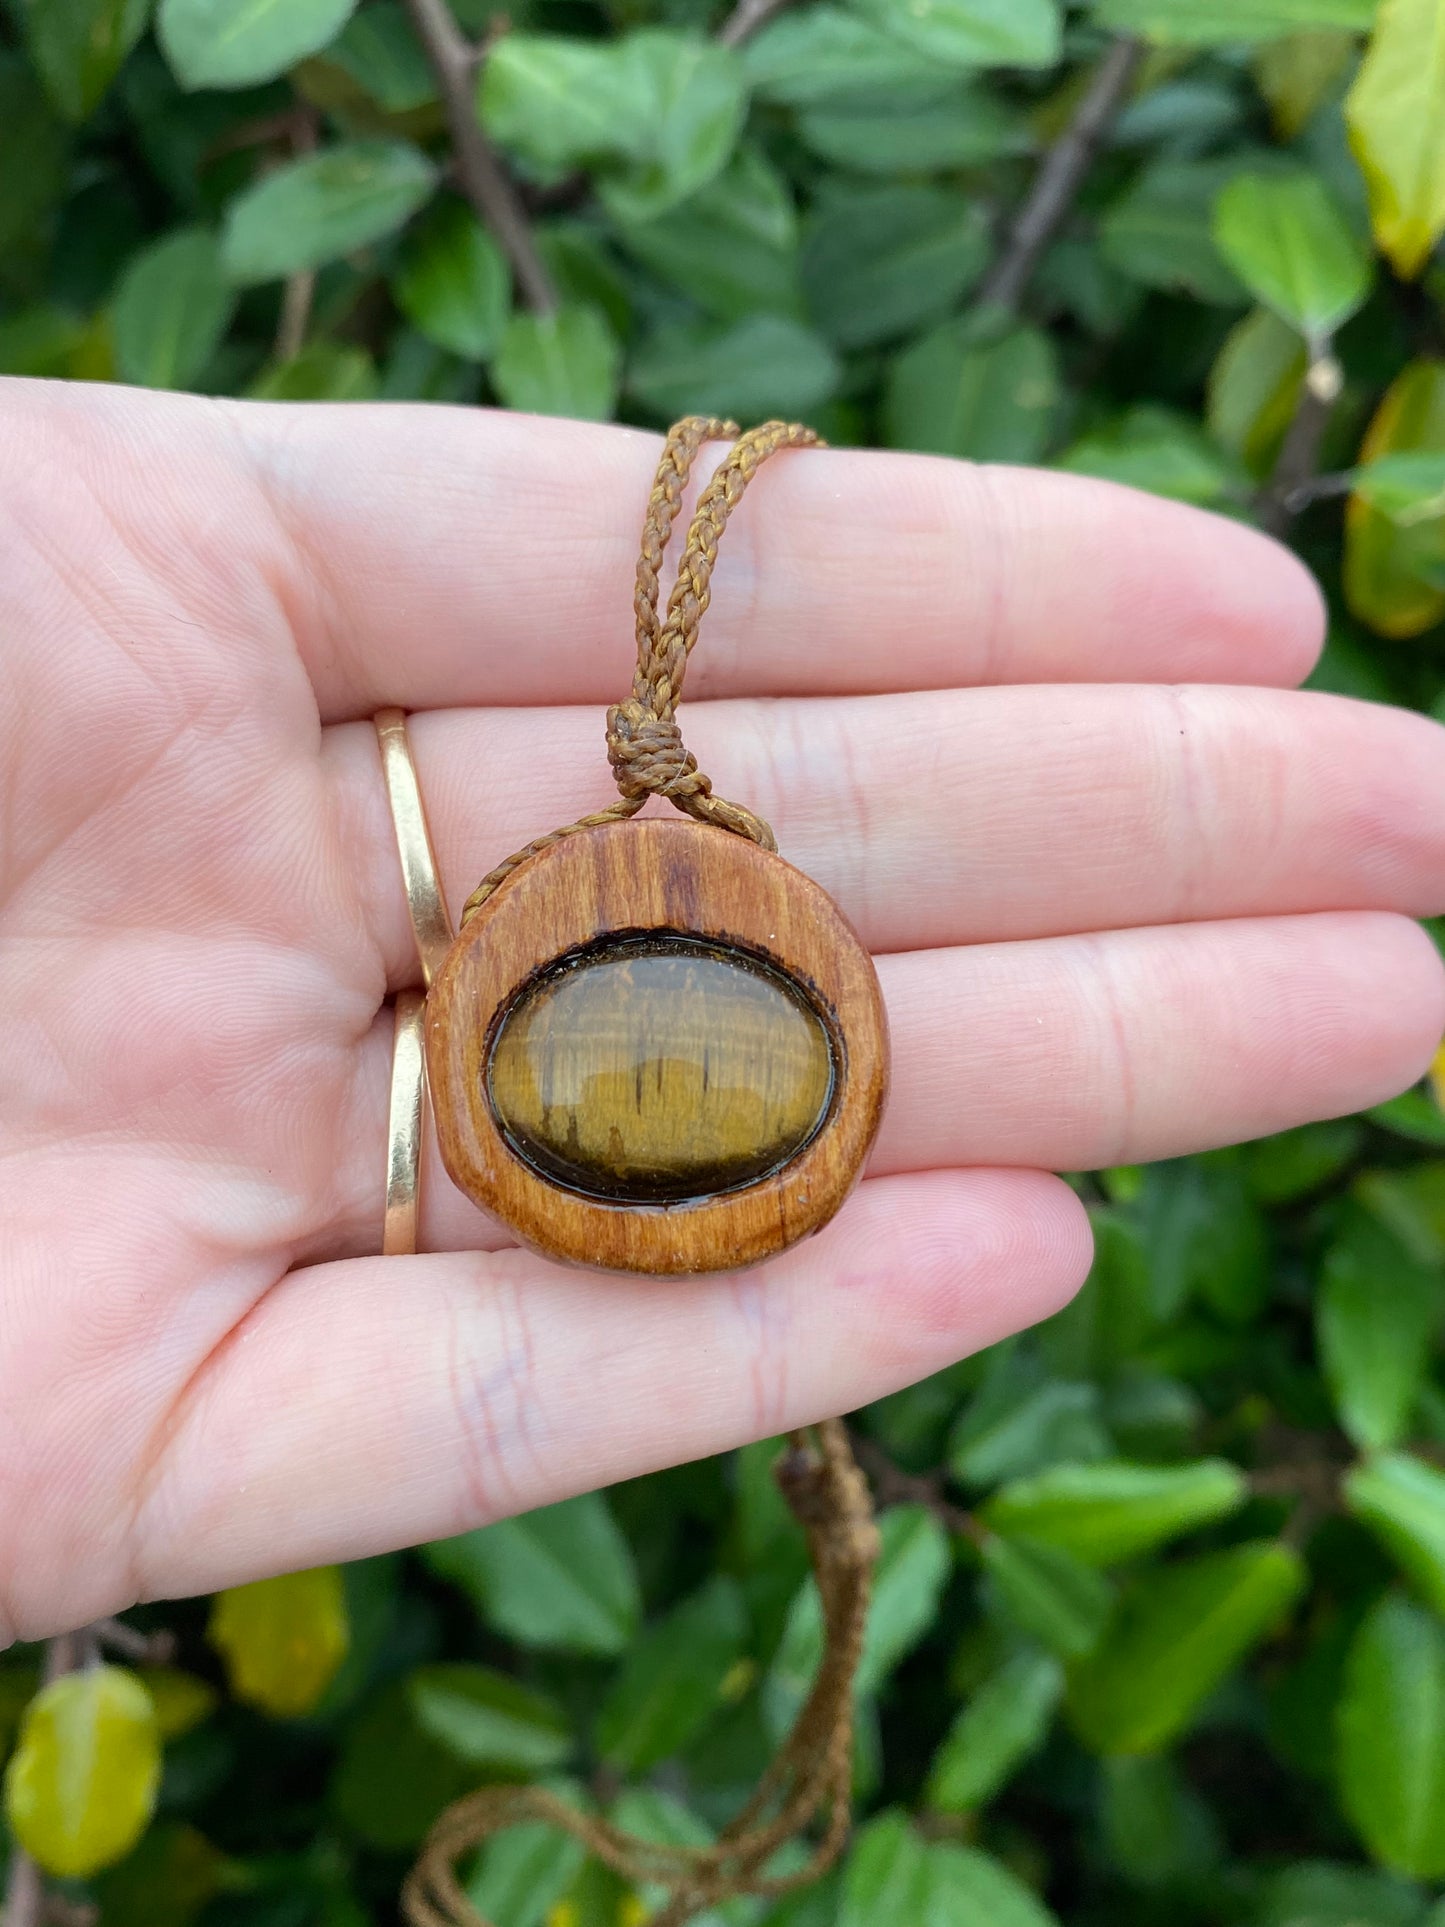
[383, 991, 427, 1255]
[375, 710, 455, 1256]
[374, 707, 453, 988]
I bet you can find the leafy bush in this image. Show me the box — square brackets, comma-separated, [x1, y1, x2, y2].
[5, 0, 1445, 1923]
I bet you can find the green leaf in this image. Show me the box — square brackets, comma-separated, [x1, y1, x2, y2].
[1345, 359, 1445, 638]
[769, 1507, 950, 1731]
[595, 1576, 748, 1773]
[1358, 1161, 1445, 1265]
[423, 1492, 641, 1656]
[1338, 1593, 1445, 1876]
[629, 314, 839, 423]
[466, 1789, 588, 1927]
[596, 35, 749, 224]
[112, 227, 234, 389]
[18, 0, 150, 120]
[1094, 0, 1377, 38]
[481, 31, 746, 220]
[1255, 29, 1362, 137]
[248, 343, 380, 399]
[1319, 1212, 1441, 1450]
[839, 1812, 933, 1927]
[744, 5, 939, 104]
[1138, 1155, 1270, 1324]
[980, 1533, 1116, 1659]
[159, 0, 357, 90]
[480, 35, 647, 173]
[1066, 1541, 1307, 1755]
[924, 1841, 1063, 1927]
[393, 197, 510, 360]
[491, 304, 621, 420]
[1256, 1862, 1427, 1927]
[322, 1, 435, 112]
[330, 1678, 476, 1850]
[134, 1668, 217, 1743]
[1058, 405, 1241, 504]
[1246, 1120, 1364, 1202]
[616, 147, 801, 323]
[849, 0, 1062, 68]
[1101, 159, 1248, 305]
[798, 79, 1031, 175]
[408, 1664, 573, 1772]
[94, 1822, 230, 1927]
[982, 1459, 1248, 1567]
[1213, 170, 1371, 344]
[885, 321, 1060, 463]
[925, 1647, 1063, 1811]
[1346, 0, 1445, 278]
[0, 54, 70, 277]
[4, 1667, 161, 1878]
[1354, 450, 1445, 520]
[1347, 1453, 1445, 1613]
[222, 139, 435, 284]
[801, 184, 988, 349]
[208, 1567, 350, 1717]
[1100, 1756, 1220, 1887]
[1207, 306, 1309, 475]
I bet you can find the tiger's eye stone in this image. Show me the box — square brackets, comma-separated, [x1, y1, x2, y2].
[486, 935, 835, 1203]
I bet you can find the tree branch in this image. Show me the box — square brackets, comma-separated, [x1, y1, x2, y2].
[2, 1848, 42, 1927]
[401, 0, 557, 314]
[976, 33, 1145, 315]
[717, 0, 791, 47]
[1256, 350, 1343, 538]
[847, 1429, 984, 1544]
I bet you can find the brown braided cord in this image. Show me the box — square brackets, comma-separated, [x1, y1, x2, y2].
[402, 1420, 880, 1927]
[458, 417, 822, 924]
[411, 419, 878, 1927]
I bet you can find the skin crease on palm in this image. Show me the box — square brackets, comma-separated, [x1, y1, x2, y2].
[3, 379, 1445, 1650]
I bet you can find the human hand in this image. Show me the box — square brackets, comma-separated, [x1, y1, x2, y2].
[3, 380, 1441, 1645]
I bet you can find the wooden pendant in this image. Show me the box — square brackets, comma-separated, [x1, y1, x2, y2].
[426, 817, 888, 1275]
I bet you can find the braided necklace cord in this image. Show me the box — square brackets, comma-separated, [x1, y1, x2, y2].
[459, 417, 820, 925]
[404, 421, 882, 1927]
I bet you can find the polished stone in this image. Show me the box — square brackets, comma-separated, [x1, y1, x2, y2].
[486, 935, 835, 1202]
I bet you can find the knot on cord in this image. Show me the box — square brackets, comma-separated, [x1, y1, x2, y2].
[606, 698, 706, 802]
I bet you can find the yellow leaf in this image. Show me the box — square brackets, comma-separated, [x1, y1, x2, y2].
[1345, 359, 1445, 636]
[136, 1666, 218, 1742]
[209, 1566, 350, 1718]
[1346, 0, 1445, 277]
[1429, 1039, 1445, 1108]
[3, 1666, 161, 1878]
[1254, 30, 1358, 141]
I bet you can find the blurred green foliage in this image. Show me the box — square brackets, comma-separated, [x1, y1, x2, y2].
[6, 0, 1445, 1921]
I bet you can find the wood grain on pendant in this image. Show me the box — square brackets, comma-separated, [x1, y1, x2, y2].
[425, 817, 889, 1275]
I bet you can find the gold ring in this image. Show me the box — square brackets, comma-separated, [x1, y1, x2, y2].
[383, 990, 427, 1255]
[374, 708, 454, 1256]
[374, 707, 453, 987]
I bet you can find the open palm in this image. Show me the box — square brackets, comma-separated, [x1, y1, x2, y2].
[3, 378, 1442, 1647]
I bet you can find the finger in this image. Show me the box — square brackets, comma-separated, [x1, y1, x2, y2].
[326, 911, 1443, 1258]
[127, 1169, 1090, 1600]
[334, 687, 1445, 982]
[228, 404, 1322, 716]
[9, 380, 1318, 715]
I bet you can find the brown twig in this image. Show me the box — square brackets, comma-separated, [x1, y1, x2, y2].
[847, 1429, 984, 1545]
[976, 34, 1145, 314]
[1256, 351, 1344, 537]
[91, 1616, 176, 1666]
[272, 110, 320, 363]
[401, 0, 557, 313]
[2, 1847, 43, 1927]
[717, 0, 792, 47]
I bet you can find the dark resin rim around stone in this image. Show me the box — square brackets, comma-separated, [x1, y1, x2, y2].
[484, 931, 840, 1206]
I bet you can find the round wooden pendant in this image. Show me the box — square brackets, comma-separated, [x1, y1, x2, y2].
[425, 817, 888, 1275]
